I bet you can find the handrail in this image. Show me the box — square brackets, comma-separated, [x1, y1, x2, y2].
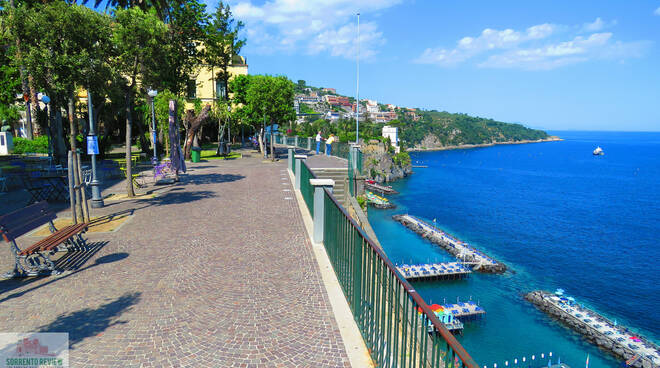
[323, 187, 479, 368]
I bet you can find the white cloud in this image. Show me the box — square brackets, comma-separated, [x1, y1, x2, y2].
[416, 20, 650, 70]
[581, 17, 617, 32]
[231, 0, 401, 59]
[655, 6, 660, 16]
[416, 23, 556, 67]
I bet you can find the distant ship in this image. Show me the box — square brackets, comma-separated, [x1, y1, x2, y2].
[593, 146, 604, 156]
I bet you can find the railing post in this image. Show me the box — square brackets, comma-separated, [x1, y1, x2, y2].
[311, 178, 334, 243]
[294, 136, 299, 147]
[294, 154, 307, 190]
[287, 146, 295, 172]
[307, 137, 312, 150]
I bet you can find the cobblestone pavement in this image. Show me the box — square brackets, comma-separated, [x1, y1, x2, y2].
[0, 154, 351, 367]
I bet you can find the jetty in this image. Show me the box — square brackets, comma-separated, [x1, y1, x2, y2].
[396, 262, 471, 281]
[422, 301, 486, 334]
[526, 290, 660, 368]
[364, 181, 399, 195]
[392, 214, 507, 273]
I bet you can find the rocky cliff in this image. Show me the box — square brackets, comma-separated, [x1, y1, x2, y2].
[361, 142, 412, 183]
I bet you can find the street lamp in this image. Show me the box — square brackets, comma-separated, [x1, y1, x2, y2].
[87, 91, 104, 208]
[227, 105, 231, 150]
[40, 95, 52, 162]
[147, 89, 158, 164]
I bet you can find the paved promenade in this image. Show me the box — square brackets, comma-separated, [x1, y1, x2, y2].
[0, 153, 350, 367]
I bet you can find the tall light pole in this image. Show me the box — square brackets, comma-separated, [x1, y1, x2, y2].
[41, 95, 52, 162]
[355, 12, 360, 145]
[148, 89, 158, 164]
[87, 91, 104, 208]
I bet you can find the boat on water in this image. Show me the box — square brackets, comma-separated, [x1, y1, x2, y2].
[366, 191, 395, 209]
[593, 146, 604, 155]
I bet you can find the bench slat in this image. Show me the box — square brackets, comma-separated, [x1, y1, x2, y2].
[18, 223, 88, 256]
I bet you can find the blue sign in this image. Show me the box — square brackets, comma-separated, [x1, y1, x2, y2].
[87, 135, 99, 155]
[265, 124, 279, 134]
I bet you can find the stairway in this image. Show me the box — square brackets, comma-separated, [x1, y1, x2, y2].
[310, 167, 350, 209]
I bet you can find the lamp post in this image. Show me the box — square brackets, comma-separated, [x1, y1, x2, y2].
[87, 91, 104, 208]
[41, 95, 52, 162]
[148, 89, 158, 164]
[227, 105, 231, 147]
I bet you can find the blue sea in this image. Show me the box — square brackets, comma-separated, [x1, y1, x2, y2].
[367, 131, 660, 368]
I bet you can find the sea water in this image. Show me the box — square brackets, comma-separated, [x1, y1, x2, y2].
[367, 131, 660, 368]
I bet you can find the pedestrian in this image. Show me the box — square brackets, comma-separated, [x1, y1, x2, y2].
[315, 131, 322, 155]
[326, 134, 335, 156]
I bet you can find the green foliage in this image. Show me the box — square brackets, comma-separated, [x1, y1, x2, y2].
[0, 41, 21, 125]
[230, 74, 295, 130]
[392, 152, 411, 167]
[397, 110, 549, 147]
[12, 136, 48, 154]
[8, 2, 113, 107]
[298, 104, 316, 114]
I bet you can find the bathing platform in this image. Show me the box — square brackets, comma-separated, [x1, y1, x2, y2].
[392, 214, 507, 273]
[423, 301, 486, 334]
[396, 262, 471, 281]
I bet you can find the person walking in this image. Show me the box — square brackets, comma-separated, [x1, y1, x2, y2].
[326, 134, 335, 156]
[315, 131, 323, 155]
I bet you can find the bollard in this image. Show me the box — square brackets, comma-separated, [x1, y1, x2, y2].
[287, 146, 295, 172]
[311, 179, 334, 243]
[294, 155, 307, 190]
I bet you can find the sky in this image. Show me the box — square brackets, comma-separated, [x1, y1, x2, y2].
[210, 0, 660, 131]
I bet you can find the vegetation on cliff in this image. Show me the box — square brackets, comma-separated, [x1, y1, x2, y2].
[393, 110, 550, 149]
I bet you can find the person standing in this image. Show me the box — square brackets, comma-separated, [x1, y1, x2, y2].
[326, 134, 335, 156]
[315, 131, 323, 155]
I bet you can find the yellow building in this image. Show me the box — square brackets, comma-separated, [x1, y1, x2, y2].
[185, 55, 248, 109]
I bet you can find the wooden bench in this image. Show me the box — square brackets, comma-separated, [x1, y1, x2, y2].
[0, 201, 88, 278]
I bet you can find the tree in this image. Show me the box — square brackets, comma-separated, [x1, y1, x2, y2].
[7, 1, 113, 168]
[0, 40, 21, 127]
[230, 75, 295, 156]
[204, 1, 245, 101]
[112, 7, 168, 197]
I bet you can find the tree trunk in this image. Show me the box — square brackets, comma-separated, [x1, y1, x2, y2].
[68, 95, 83, 222]
[125, 90, 135, 197]
[54, 107, 67, 163]
[29, 78, 41, 136]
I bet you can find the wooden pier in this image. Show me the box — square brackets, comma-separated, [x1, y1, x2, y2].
[423, 301, 486, 334]
[396, 262, 471, 281]
[393, 214, 507, 273]
[364, 181, 399, 195]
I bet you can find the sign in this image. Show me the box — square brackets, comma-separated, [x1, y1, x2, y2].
[87, 136, 99, 155]
[0, 332, 69, 367]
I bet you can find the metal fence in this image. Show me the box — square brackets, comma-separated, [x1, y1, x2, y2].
[300, 161, 316, 215]
[322, 189, 479, 368]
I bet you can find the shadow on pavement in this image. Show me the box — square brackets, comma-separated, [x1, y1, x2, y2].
[37, 291, 141, 348]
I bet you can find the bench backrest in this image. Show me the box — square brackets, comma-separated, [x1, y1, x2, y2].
[0, 201, 56, 242]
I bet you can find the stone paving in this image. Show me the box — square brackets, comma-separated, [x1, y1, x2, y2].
[0, 152, 351, 367]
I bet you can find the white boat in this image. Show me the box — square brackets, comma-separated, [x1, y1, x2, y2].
[593, 146, 604, 156]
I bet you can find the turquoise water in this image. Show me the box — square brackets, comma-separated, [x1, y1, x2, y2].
[367, 131, 660, 368]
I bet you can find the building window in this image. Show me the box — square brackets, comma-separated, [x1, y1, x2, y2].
[216, 80, 227, 100]
[186, 79, 196, 99]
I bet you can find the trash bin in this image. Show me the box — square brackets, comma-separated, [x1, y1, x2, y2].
[191, 147, 202, 162]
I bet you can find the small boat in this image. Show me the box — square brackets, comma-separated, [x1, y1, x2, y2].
[593, 146, 604, 156]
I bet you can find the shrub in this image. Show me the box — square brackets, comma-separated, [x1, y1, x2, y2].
[12, 136, 49, 154]
[393, 152, 411, 167]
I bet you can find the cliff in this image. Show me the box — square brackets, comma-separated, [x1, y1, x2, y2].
[361, 141, 412, 183]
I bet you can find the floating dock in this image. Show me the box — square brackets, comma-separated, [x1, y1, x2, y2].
[422, 301, 486, 334]
[396, 262, 471, 281]
[526, 290, 660, 368]
[392, 214, 507, 273]
[366, 191, 396, 209]
[365, 181, 399, 195]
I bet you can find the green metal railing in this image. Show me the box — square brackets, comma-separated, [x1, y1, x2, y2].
[299, 161, 316, 215]
[322, 189, 479, 368]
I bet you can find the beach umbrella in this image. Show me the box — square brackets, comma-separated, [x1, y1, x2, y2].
[430, 304, 443, 312]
